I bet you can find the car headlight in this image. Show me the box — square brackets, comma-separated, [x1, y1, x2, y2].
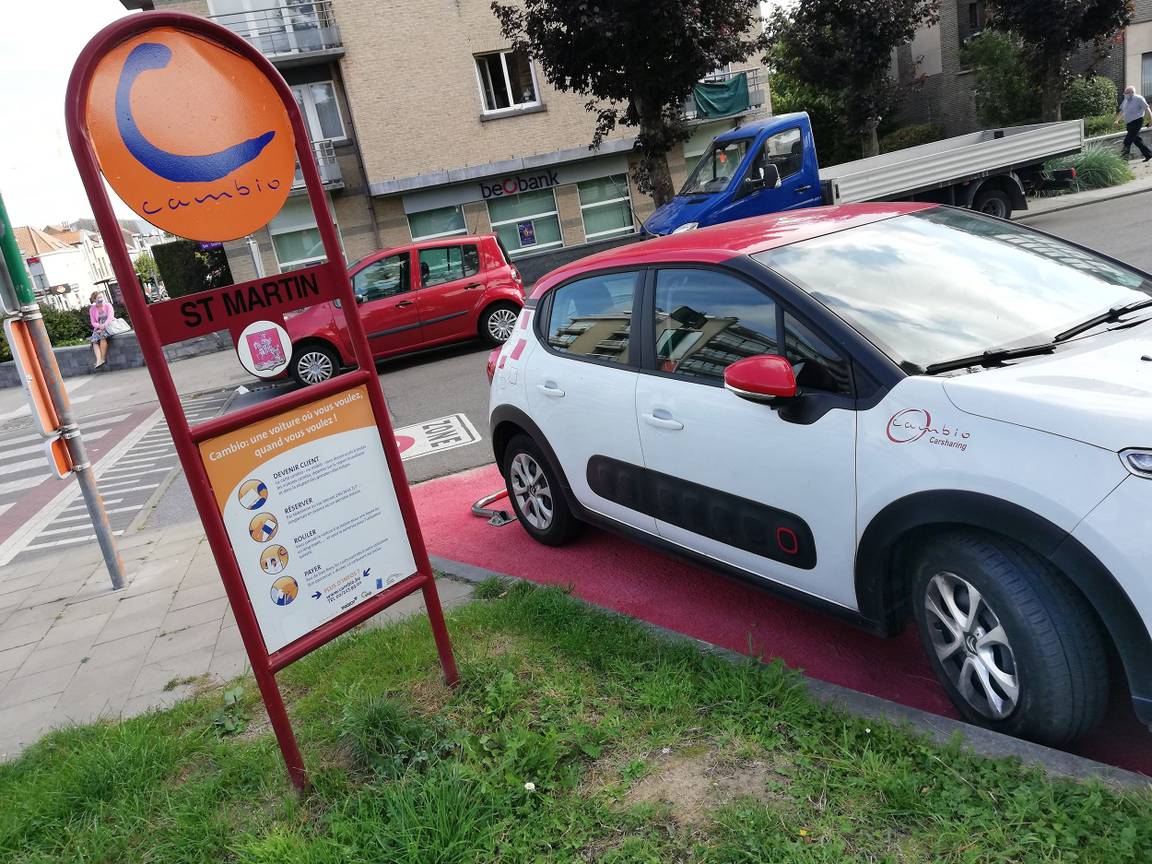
[1120, 448, 1152, 477]
[672, 222, 699, 234]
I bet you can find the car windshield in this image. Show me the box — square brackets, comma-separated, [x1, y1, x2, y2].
[679, 139, 751, 196]
[754, 208, 1152, 370]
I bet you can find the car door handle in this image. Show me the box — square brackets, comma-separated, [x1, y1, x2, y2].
[537, 383, 565, 398]
[465, 282, 483, 290]
[796, 185, 813, 193]
[642, 412, 684, 431]
[395, 300, 414, 308]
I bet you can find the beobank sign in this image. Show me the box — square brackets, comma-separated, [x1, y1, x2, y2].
[480, 169, 560, 199]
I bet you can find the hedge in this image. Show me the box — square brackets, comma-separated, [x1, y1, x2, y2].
[0, 304, 96, 363]
[879, 123, 945, 153]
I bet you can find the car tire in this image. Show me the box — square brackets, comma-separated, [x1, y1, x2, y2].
[480, 303, 520, 346]
[910, 530, 1108, 747]
[502, 434, 582, 546]
[973, 188, 1013, 219]
[290, 343, 340, 386]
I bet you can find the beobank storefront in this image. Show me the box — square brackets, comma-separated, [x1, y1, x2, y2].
[390, 149, 646, 264]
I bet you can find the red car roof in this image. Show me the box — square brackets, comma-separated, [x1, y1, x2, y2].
[529, 203, 936, 298]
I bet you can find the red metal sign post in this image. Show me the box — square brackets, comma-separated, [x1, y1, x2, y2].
[66, 12, 458, 789]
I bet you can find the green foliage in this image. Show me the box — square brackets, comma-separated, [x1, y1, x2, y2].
[765, 0, 938, 157]
[879, 123, 945, 153]
[212, 686, 248, 736]
[2, 582, 1151, 862]
[133, 250, 159, 286]
[151, 240, 232, 298]
[473, 576, 509, 600]
[1047, 142, 1134, 190]
[1063, 75, 1119, 119]
[768, 71, 857, 166]
[490, 0, 768, 205]
[1084, 113, 1122, 137]
[961, 31, 1038, 126]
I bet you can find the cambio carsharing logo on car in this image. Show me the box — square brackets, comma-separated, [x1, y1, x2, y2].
[887, 408, 933, 444]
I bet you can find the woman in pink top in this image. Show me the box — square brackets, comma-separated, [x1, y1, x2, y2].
[89, 291, 113, 369]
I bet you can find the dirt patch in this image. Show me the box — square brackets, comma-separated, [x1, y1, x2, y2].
[231, 703, 272, 743]
[624, 747, 789, 826]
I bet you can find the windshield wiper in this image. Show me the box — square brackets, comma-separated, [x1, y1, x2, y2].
[1053, 298, 1152, 342]
[923, 344, 1057, 375]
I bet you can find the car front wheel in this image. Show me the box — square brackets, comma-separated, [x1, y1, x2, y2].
[291, 343, 339, 386]
[910, 530, 1108, 747]
[502, 434, 581, 546]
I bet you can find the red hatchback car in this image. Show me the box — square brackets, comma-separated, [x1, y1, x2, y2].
[285, 234, 526, 384]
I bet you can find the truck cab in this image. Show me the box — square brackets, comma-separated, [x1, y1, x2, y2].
[645, 113, 823, 236]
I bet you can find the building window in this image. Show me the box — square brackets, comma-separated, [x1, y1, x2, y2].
[475, 49, 540, 114]
[578, 174, 635, 241]
[408, 205, 468, 241]
[269, 197, 342, 270]
[487, 188, 562, 257]
[291, 81, 346, 141]
[1143, 53, 1152, 102]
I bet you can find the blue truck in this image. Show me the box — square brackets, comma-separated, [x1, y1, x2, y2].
[643, 112, 1084, 236]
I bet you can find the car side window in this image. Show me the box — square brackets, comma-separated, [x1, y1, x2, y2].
[353, 254, 409, 302]
[784, 312, 853, 396]
[546, 272, 637, 365]
[749, 127, 803, 184]
[419, 245, 480, 288]
[654, 269, 778, 382]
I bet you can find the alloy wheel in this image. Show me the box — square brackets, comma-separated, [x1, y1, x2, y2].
[924, 571, 1020, 720]
[509, 452, 554, 530]
[488, 308, 518, 342]
[296, 350, 334, 384]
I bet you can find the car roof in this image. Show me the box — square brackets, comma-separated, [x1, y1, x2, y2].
[350, 234, 494, 270]
[713, 112, 809, 143]
[529, 203, 937, 298]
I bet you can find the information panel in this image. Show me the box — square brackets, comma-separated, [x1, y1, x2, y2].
[199, 385, 416, 652]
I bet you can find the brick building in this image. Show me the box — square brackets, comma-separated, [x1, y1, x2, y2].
[119, 0, 770, 282]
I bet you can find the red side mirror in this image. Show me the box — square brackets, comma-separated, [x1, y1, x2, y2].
[724, 355, 797, 402]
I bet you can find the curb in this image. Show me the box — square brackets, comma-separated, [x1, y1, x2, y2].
[429, 554, 1150, 790]
[1021, 181, 1152, 221]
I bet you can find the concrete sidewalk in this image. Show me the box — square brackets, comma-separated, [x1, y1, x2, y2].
[0, 527, 473, 760]
[1022, 158, 1152, 219]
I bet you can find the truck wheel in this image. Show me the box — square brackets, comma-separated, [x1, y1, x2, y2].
[910, 530, 1108, 747]
[973, 188, 1013, 219]
[291, 343, 339, 386]
[502, 434, 581, 546]
[480, 303, 520, 346]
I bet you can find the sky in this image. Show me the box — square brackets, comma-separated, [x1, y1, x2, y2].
[0, 0, 137, 231]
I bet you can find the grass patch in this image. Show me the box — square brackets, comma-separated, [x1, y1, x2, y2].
[1, 581, 1149, 862]
[1047, 142, 1135, 191]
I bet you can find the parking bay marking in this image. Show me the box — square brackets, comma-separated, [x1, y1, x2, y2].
[395, 413, 480, 462]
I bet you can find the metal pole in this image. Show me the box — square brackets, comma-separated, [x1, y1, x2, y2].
[0, 191, 125, 590]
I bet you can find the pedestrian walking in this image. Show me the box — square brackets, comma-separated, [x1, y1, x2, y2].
[89, 291, 113, 369]
[1116, 85, 1152, 161]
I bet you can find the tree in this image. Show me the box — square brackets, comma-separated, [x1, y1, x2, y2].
[491, 0, 768, 207]
[987, 0, 1131, 122]
[765, 0, 938, 158]
[133, 251, 159, 287]
[961, 31, 1037, 126]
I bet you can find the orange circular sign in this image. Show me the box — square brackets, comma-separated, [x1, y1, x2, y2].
[85, 27, 295, 242]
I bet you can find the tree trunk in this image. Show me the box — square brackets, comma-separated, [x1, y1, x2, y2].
[1038, 53, 1064, 122]
[635, 97, 677, 208]
[645, 151, 676, 208]
[861, 118, 880, 158]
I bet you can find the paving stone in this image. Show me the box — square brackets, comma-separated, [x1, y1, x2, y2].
[1, 599, 67, 631]
[0, 588, 34, 620]
[214, 624, 245, 657]
[106, 590, 173, 623]
[0, 663, 79, 709]
[84, 629, 158, 669]
[147, 622, 220, 663]
[16, 636, 95, 676]
[0, 694, 60, 759]
[122, 687, 194, 720]
[0, 619, 54, 653]
[38, 612, 112, 649]
[161, 597, 227, 634]
[130, 559, 193, 594]
[208, 649, 249, 682]
[0, 573, 46, 599]
[181, 564, 223, 588]
[56, 592, 123, 626]
[169, 581, 227, 612]
[96, 609, 167, 644]
[2, 552, 65, 581]
[50, 656, 143, 727]
[130, 646, 215, 698]
[0, 643, 35, 674]
[18, 584, 77, 610]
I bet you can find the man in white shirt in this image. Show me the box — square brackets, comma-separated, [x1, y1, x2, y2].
[1116, 85, 1152, 161]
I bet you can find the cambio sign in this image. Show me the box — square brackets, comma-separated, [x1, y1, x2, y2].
[480, 169, 560, 199]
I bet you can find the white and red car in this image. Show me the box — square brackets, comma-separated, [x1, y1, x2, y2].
[487, 203, 1152, 746]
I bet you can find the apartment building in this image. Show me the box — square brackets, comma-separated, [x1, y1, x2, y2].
[120, 0, 770, 282]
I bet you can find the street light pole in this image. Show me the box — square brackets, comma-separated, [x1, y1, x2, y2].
[0, 191, 125, 590]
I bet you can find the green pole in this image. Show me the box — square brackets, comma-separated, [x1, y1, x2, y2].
[0, 190, 35, 306]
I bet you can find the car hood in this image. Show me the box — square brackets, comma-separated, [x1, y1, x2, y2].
[644, 194, 723, 236]
[943, 327, 1152, 451]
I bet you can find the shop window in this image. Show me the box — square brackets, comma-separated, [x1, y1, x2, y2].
[578, 174, 635, 241]
[408, 205, 468, 241]
[487, 188, 562, 257]
[269, 197, 342, 271]
[291, 81, 345, 141]
[475, 49, 540, 113]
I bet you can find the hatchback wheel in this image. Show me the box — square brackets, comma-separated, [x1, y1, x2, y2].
[910, 530, 1108, 746]
[291, 343, 339, 386]
[502, 434, 581, 546]
[481, 303, 520, 346]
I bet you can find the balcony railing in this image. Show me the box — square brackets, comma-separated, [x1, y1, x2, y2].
[210, 0, 342, 65]
[293, 139, 343, 190]
[683, 67, 766, 122]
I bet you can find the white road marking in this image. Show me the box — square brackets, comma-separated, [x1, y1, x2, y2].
[0, 413, 130, 448]
[24, 530, 124, 551]
[0, 428, 109, 460]
[98, 467, 175, 480]
[0, 503, 12, 518]
[0, 377, 94, 422]
[0, 475, 45, 496]
[395, 413, 481, 462]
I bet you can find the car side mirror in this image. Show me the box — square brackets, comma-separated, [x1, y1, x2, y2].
[743, 163, 781, 196]
[724, 354, 797, 403]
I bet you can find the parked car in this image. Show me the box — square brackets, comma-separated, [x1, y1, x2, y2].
[286, 234, 525, 384]
[488, 203, 1152, 746]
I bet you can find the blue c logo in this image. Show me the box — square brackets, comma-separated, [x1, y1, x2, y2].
[116, 43, 276, 183]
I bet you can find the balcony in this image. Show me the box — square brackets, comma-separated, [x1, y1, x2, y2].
[209, 0, 343, 67]
[292, 139, 344, 192]
[683, 67, 766, 123]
